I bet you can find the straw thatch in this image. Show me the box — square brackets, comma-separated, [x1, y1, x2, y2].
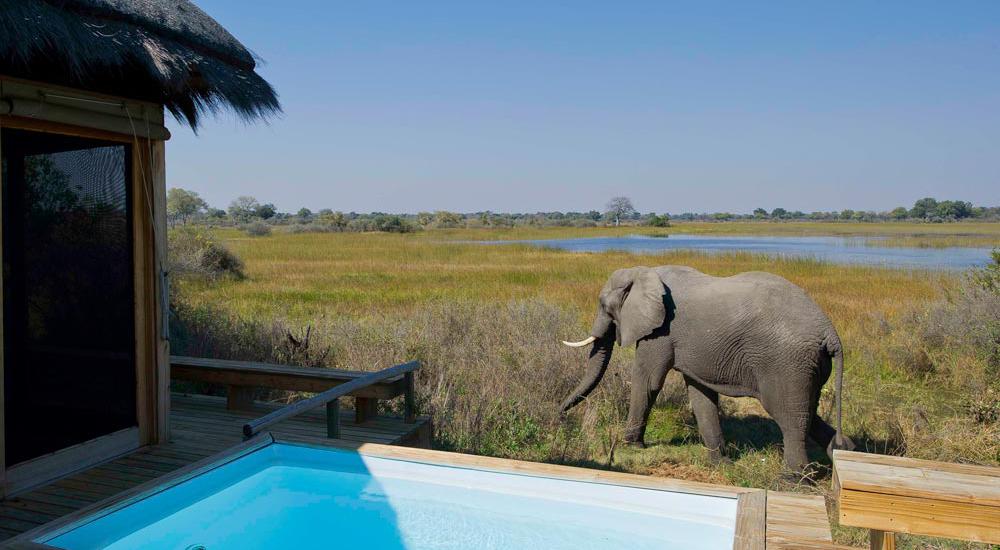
[0, 0, 280, 128]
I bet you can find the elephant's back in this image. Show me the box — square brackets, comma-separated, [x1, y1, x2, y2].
[661, 266, 835, 341]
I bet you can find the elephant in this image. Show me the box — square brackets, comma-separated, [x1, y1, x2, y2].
[559, 265, 854, 472]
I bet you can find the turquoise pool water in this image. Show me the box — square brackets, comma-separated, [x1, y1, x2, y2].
[44, 443, 737, 550]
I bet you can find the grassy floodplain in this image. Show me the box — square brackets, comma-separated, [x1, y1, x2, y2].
[174, 222, 999, 549]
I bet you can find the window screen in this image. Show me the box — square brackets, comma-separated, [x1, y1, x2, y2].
[2, 128, 136, 466]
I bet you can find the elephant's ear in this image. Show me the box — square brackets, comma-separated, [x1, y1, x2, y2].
[618, 267, 666, 347]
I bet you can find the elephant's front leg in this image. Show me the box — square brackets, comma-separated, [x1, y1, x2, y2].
[684, 376, 727, 463]
[624, 331, 673, 446]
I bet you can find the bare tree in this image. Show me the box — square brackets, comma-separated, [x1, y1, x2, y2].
[605, 196, 635, 226]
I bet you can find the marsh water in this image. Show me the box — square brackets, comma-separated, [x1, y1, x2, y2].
[485, 234, 993, 270]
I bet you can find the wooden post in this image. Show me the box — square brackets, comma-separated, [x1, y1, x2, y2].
[0, 122, 5, 498]
[404, 372, 415, 423]
[227, 385, 255, 411]
[870, 530, 896, 550]
[326, 398, 341, 439]
[355, 397, 377, 424]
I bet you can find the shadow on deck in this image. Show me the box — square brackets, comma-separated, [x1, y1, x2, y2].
[0, 393, 431, 542]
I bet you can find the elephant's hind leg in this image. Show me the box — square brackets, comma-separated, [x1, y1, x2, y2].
[684, 376, 726, 463]
[808, 414, 837, 453]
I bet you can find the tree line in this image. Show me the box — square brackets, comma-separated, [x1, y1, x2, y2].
[166, 189, 999, 234]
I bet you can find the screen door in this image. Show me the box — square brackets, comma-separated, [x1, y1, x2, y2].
[2, 128, 136, 466]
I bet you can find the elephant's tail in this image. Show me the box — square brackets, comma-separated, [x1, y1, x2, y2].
[833, 346, 845, 448]
[826, 336, 848, 449]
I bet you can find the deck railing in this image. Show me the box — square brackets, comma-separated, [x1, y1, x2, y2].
[241, 360, 420, 440]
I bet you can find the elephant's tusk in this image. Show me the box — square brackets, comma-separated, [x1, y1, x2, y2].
[562, 336, 597, 348]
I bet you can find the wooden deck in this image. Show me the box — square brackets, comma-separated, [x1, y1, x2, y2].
[0, 393, 844, 549]
[834, 450, 1000, 547]
[0, 393, 431, 542]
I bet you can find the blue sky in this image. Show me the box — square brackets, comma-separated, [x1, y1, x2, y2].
[167, 1, 1000, 214]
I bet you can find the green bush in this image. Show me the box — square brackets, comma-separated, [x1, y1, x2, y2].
[168, 227, 244, 280]
[242, 221, 272, 237]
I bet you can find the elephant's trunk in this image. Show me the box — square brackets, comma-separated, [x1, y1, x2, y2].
[559, 331, 615, 413]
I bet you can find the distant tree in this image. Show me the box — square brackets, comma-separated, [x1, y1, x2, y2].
[645, 213, 671, 227]
[711, 212, 734, 220]
[434, 211, 464, 228]
[206, 207, 227, 220]
[166, 188, 208, 225]
[255, 203, 277, 220]
[890, 207, 909, 220]
[373, 215, 414, 233]
[297, 207, 313, 219]
[935, 200, 972, 219]
[318, 210, 347, 229]
[753, 208, 769, 219]
[839, 209, 855, 220]
[228, 196, 260, 223]
[771, 207, 788, 219]
[416, 212, 434, 226]
[605, 196, 635, 226]
[479, 211, 491, 226]
[910, 197, 939, 219]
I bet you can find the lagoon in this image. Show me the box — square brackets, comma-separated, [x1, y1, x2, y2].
[486, 234, 994, 270]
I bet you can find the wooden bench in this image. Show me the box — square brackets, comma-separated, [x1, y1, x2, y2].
[833, 450, 1000, 549]
[170, 355, 412, 423]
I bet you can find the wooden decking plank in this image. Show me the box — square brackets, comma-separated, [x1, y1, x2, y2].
[5, 493, 93, 512]
[765, 491, 833, 549]
[0, 508, 55, 527]
[170, 416, 400, 444]
[173, 395, 413, 432]
[0, 500, 75, 522]
[34, 483, 116, 502]
[170, 413, 409, 439]
[834, 453, 1000, 507]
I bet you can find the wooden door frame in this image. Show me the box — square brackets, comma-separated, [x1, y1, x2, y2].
[0, 114, 169, 497]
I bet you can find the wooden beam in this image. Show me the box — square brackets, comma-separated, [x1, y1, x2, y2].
[733, 490, 765, 550]
[133, 139, 157, 447]
[326, 400, 341, 439]
[354, 397, 377, 424]
[0, 123, 5, 499]
[404, 371, 416, 423]
[834, 450, 1000, 544]
[149, 139, 169, 444]
[869, 530, 895, 550]
[243, 361, 421, 439]
[226, 386, 255, 411]
[839, 487, 1000, 544]
[170, 356, 408, 399]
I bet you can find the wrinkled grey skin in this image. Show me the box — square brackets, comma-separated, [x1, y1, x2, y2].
[560, 265, 855, 472]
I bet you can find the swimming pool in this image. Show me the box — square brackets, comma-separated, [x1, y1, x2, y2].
[31, 436, 753, 549]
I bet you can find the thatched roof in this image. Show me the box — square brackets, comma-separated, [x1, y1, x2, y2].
[0, 0, 280, 129]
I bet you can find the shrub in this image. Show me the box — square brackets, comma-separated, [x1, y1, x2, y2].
[168, 227, 244, 280]
[242, 221, 272, 237]
[170, 298, 631, 461]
